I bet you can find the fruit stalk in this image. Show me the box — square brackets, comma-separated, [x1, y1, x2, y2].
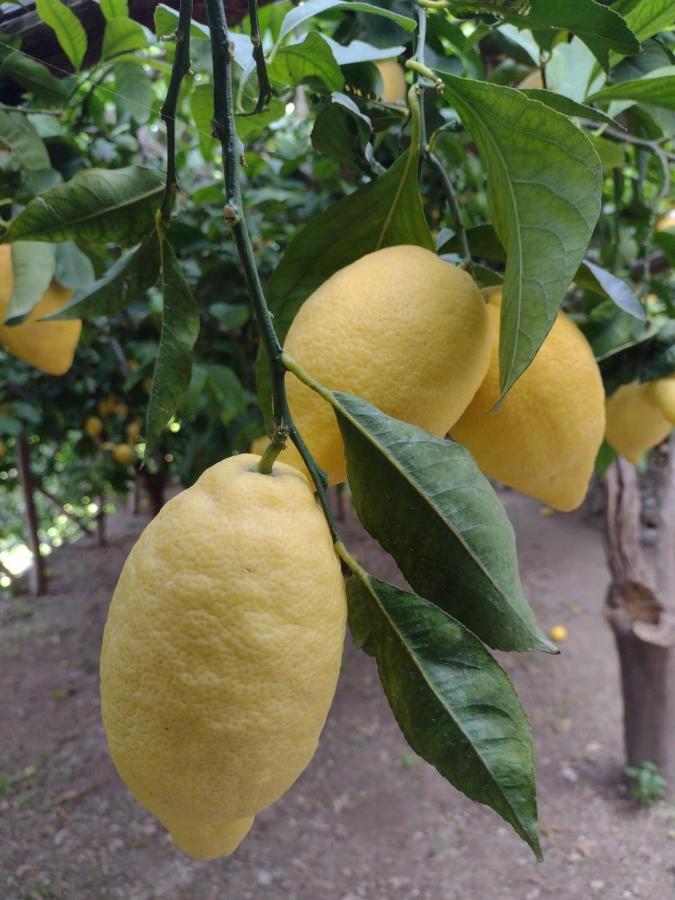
[204, 0, 339, 541]
[160, 0, 193, 224]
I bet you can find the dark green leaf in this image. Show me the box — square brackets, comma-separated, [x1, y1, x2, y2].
[595, 440, 617, 477]
[256, 142, 433, 427]
[146, 238, 200, 454]
[312, 92, 373, 171]
[589, 67, 675, 111]
[437, 73, 603, 396]
[333, 392, 552, 653]
[15, 168, 63, 203]
[35, 0, 87, 71]
[4, 242, 55, 324]
[0, 41, 69, 104]
[519, 88, 619, 127]
[50, 231, 160, 319]
[275, 0, 415, 48]
[269, 32, 344, 92]
[53, 240, 95, 291]
[102, 18, 148, 59]
[347, 573, 541, 857]
[588, 135, 626, 171]
[504, 0, 640, 71]
[2, 166, 164, 246]
[577, 259, 644, 320]
[0, 110, 50, 171]
[654, 230, 675, 264]
[115, 60, 154, 124]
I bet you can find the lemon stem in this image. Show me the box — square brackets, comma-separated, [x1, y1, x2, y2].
[160, 0, 193, 224]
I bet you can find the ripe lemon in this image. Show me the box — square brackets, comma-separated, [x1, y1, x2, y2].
[84, 416, 103, 438]
[605, 381, 672, 463]
[548, 625, 568, 643]
[111, 443, 135, 466]
[250, 435, 269, 456]
[646, 375, 675, 426]
[517, 69, 543, 90]
[100, 454, 347, 860]
[0, 246, 81, 375]
[126, 419, 142, 443]
[451, 293, 605, 511]
[282, 246, 491, 485]
[375, 59, 407, 102]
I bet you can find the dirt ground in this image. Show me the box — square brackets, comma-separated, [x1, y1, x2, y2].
[2, 488, 675, 900]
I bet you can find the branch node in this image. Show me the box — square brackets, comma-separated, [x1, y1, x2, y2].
[223, 205, 240, 226]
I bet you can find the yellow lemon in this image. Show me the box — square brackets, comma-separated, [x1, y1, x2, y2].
[0, 246, 81, 375]
[111, 443, 135, 466]
[548, 625, 568, 643]
[605, 381, 672, 463]
[282, 245, 491, 485]
[517, 69, 543, 90]
[646, 375, 675, 426]
[375, 59, 408, 102]
[100, 454, 346, 860]
[115, 401, 129, 419]
[84, 416, 103, 438]
[126, 419, 142, 443]
[451, 294, 605, 511]
[250, 435, 270, 456]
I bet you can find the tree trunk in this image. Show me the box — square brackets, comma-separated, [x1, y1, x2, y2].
[603, 439, 675, 784]
[139, 466, 166, 518]
[96, 493, 106, 547]
[15, 436, 46, 597]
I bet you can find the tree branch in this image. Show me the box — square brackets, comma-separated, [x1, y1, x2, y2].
[160, 0, 193, 223]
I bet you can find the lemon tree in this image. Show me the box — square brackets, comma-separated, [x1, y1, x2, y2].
[1, 0, 674, 865]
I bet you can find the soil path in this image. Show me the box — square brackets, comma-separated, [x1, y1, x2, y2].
[1, 490, 674, 900]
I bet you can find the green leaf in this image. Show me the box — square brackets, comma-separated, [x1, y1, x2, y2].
[2, 166, 164, 246]
[256, 143, 433, 427]
[269, 32, 344, 92]
[588, 135, 626, 171]
[519, 88, 618, 127]
[437, 73, 603, 396]
[347, 573, 541, 857]
[589, 67, 675, 111]
[4, 242, 55, 324]
[0, 110, 50, 172]
[612, 0, 675, 44]
[312, 92, 373, 171]
[154, 3, 210, 41]
[332, 392, 552, 653]
[146, 238, 200, 455]
[100, 0, 128, 20]
[35, 0, 87, 71]
[321, 35, 406, 65]
[505, 0, 640, 71]
[102, 18, 148, 59]
[50, 231, 160, 319]
[576, 260, 645, 320]
[0, 41, 69, 104]
[115, 60, 154, 124]
[53, 240, 95, 291]
[275, 0, 415, 49]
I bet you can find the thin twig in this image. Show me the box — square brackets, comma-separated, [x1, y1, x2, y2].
[0, 102, 63, 116]
[160, 0, 194, 223]
[427, 151, 474, 273]
[248, 0, 272, 113]
[204, 0, 339, 543]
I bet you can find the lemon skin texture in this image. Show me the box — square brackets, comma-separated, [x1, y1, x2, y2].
[100, 454, 347, 860]
[451, 295, 605, 512]
[605, 381, 672, 463]
[282, 245, 491, 485]
[647, 376, 675, 426]
[0, 246, 81, 375]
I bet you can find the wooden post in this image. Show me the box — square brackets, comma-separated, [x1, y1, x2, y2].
[603, 439, 675, 784]
[15, 435, 46, 596]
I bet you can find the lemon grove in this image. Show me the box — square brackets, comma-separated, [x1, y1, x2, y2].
[1, 0, 674, 871]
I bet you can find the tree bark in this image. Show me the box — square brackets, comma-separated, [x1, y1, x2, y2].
[96, 493, 106, 547]
[603, 440, 675, 784]
[15, 435, 46, 597]
[139, 465, 166, 518]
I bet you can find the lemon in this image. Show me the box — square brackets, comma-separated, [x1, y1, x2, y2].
[126, 419, 142, 443]
[605, 381, 672, 463]
[250, 435, 270, 456]
[646, 376, 675, 426]
[100, 454, 346, 860]
[84, 416, 103, 438]
[375, 59, 407, 102]
[517, 69, 543, 90]
[0, 439, 5, 460]
[451, 293, 605, 511]
[98, 395, 117, 416]
[282, 246, 491, 485]
[548, 625, 568, 643]
[0, 246, 81, 376]
[111, 443, 135, 466]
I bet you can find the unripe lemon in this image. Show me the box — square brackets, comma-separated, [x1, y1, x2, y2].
[0, 246, 81, 376]
[646, 376, 675, 426]
[375, 59, 408, 102]
[111, 443, 135, 466]
[100, 455, 347, 860]
[282, 246, 491, 485]
[84, 416, 103, 438]
[451, 294, 605, 512]
[605, 381, 672, 463]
